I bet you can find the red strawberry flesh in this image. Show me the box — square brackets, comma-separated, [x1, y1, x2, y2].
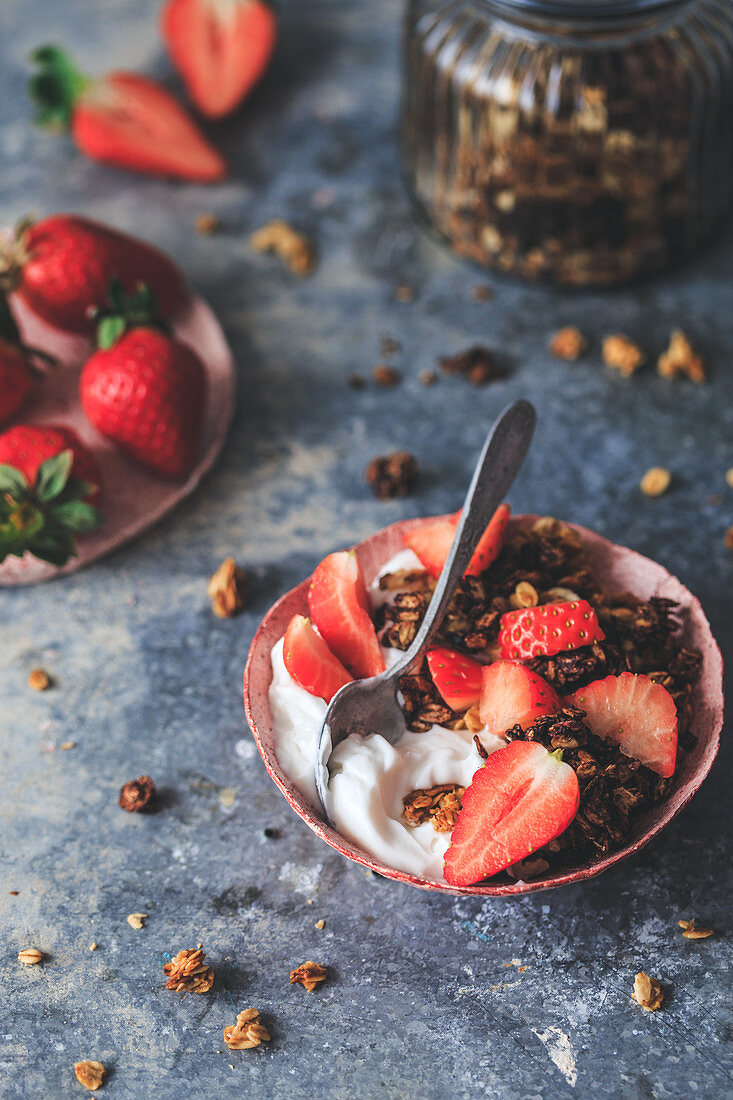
[0, 339, 33, 425]
[479, 660, 561, 739]
[567, 672, 678, 777]
[443, 740, 580, 886]
[404, 504, 510, 579]
[426, 647, 483, 711]
[283, 614, 353, 703]
[499, 599, 605, 660]
[307, 551, 385, 680]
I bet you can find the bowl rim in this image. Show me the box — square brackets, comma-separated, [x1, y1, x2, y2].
[243, 514, 724, 896]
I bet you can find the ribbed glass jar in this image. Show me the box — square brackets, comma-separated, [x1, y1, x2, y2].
[403, 0, 733, 286]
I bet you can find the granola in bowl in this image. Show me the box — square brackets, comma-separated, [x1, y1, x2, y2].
[244, 512, 723, 895]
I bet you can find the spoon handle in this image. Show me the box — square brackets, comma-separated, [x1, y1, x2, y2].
[387, 399, 536, 680]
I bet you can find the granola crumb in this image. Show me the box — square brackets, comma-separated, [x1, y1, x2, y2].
[118, 775, 156, 813]
[315, 919, 326, 930]
[678, 918, 714, 939]
[59, 740, 76, 750]
[250, 219, 316, 276]
[380, 335, 402, 357]
[725, 526, 733, 550]
[472, 733, 489, 758]
[726, 468, 733, 489]
[9, 890, 19, 896]
[657, 329, 706, 384]
[195, 212, 221, 235]
[126, 913, 147, 930]
[208, 557, 247, 618]
[471, 283, 494, 302]
[394, 284, 415, 302]
[632, 971, 665, 1011]
[18, 947, 44, 965]
[224, 1007, 271, 1050]
[289, 961, 327, 992]
[550, 326, 587, 361]
[602, 334, 645, 377]
[348, 373, 366, 390]
[372, 364, 400, 388]
[640, 467, 671, 497]
[466, 706, 485, 734]
[74, 1061, 106, 1091]
[28, 667, 51, 691]
[418, 368, 437, 386]
[439, 345, 500, 385]
[89, 942, 98, 951]
[164, 946, 214, 994]
[403, 784, 465, 832]
[365, 451, 418, 500]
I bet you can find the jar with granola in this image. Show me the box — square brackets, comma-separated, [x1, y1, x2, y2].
[403, 0, 733, 286]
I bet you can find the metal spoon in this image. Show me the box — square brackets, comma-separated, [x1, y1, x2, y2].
[315, 398, 537, 815]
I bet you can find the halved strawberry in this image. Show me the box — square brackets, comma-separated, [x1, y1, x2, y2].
[443, 740, 579, 886]
[479, 660, 561, 739]
[307, 551, 385, 680]
[498, 599, 605, 660]
[282, 615, 353, 703]
[404, 503, 510, 579]
[426, 648, 483, 711]
[567, 672, 678, 778]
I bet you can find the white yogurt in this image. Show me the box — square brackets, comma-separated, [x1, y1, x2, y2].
[268, 551, 505, 881]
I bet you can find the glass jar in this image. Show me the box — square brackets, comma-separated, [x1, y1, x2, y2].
[403, 0, 733, 286]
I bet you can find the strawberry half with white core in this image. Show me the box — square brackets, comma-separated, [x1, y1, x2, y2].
[567, 672, 678, 778]
[427, 648, 483, 711]
[0, 215, 188, 335]
[162, 0, 277, 119]
[80, 282, 207, 479]
[0, 424, 103, 566]
[307, 550, 385, 680]
[443, 740, 580, 886]
[405, 503, 510, 579]
[499, 599, 605, 660]
[479, 661, 561, 740]
[29, 46, 225, 181]
[282, 615, 353, 703]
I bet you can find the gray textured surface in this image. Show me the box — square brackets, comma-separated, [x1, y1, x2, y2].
[1, 1, 732, 1097]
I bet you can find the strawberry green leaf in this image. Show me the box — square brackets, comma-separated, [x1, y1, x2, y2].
[50, 500, 103, 534]
[26, 526, 77, 567]
[29, 46, 91, 132]
[0, 463, 30, 497]
[34, 450, 73, 503]
[97, 315, 127, 351]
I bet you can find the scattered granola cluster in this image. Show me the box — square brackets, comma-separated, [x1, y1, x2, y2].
[74, 1061, 106, 1091]
[602, 334, 646, 377]
[632, 971, 665, 1012]
[365, 451, 418, 500]
[208, 557, 247, 618]
[550, 327, 587, 361]
[27, 667, 52, 691]
[249, 219, 316, 276]
[657, 329, 705, 383]
[118, 775, 156, 813]
[403, 783, 465, 832]
[289, 961, 327, 993]
[224, 1008, 271, 1050]
[438, 345, 502, 385]
[163, 946, 214, 994]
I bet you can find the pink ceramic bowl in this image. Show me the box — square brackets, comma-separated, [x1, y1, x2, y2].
[243, 515, 724, 896]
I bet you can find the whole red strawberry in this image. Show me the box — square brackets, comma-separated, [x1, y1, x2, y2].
[29, 46, 225, 182]
[162, 0, 277, 119]
[0, 293, 56, 425]
[0, 424, 103, 566]
[80, 283, 207, 479]
[1, 214, 189, 334]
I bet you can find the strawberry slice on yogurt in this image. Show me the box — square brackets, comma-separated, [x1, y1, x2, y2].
[307, 551, 385, 679]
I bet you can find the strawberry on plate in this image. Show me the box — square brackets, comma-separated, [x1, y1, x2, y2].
[567, 672, 678, 778]
[283, 614, 353, 703]
[404, 503, 510, 579]
[162, 0, 277, 119]
[307, 550, 385, 680]
[0, 424, 103, 566]
[499, 599, 605, 660]
[29, 46, 225, 181]
[427, 648, 483, 711]
[0, 214, 188, 334]
[479, 660, 561, 739]
[443, 740, 580, 886]
[80, 282, 207, 479]
[0, 295, 49, 425]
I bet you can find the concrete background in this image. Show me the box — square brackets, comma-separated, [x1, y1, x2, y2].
[1, 1, 731, 1097]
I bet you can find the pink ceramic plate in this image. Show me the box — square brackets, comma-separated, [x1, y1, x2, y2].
[244, 515, 724, 896]
[0, 293, 235, 585]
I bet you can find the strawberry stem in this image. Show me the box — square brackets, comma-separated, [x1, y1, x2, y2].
[29, 46, 92, 131]
[94, 280, 169, 350]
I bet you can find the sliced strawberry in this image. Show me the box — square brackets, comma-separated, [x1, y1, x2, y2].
[404, 503, 510, 579]
[498, 599, 605, 661]
[282, 615, 353, 703]
[567, 672, 678, 777]
[443, 740, 580, 886]
[307, 551, 385, 680]
[479, 660, 561, 739]
[30, 47, 225, 181]
[162, 0, 277, 119]
[426, 648, 484, 711]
